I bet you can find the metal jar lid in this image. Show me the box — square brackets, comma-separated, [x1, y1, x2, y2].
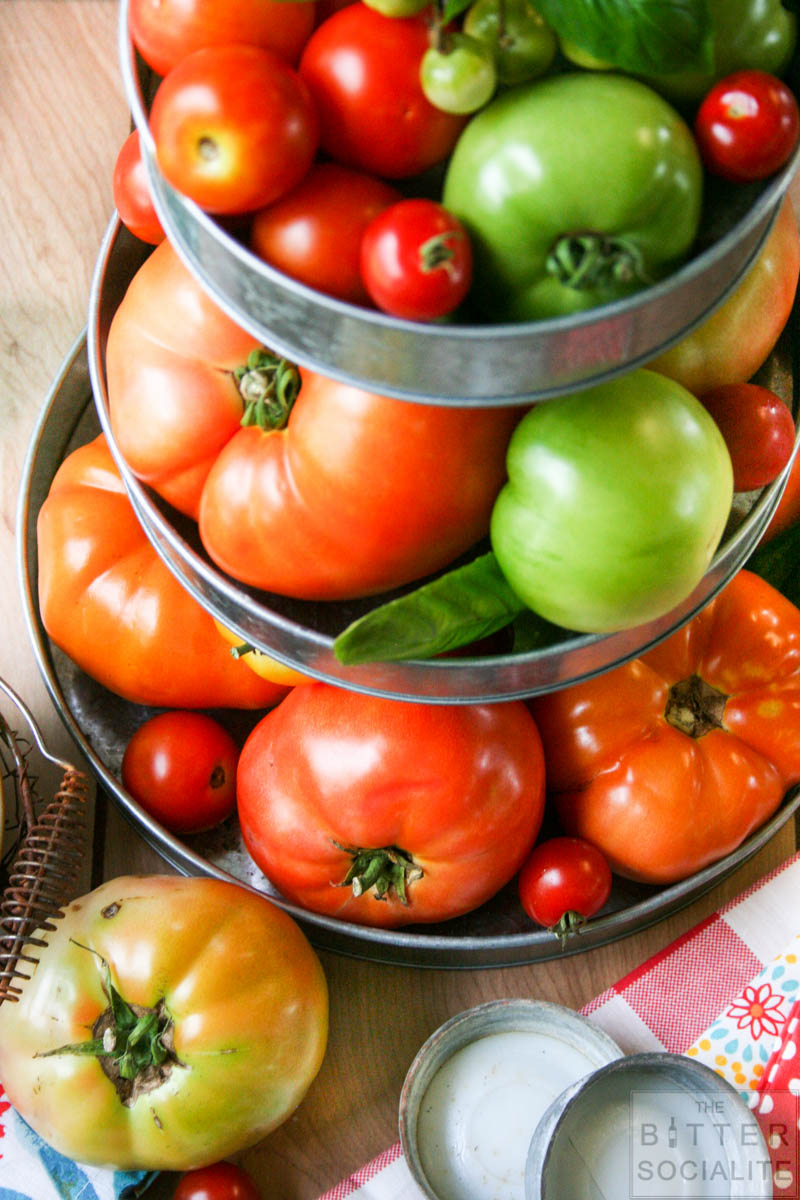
[399, 998, 623, 1200]
[525, 1051, 772, 1200]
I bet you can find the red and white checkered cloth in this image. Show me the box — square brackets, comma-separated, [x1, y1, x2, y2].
[319, 851, 800, 1200]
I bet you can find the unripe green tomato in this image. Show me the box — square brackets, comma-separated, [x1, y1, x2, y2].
[420, 33, 497, 115]
[490, 369, 734, 634]
[464, 0, 557, 85]
[362, 0, 430, 16]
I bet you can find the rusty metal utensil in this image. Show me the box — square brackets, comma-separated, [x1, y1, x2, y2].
[0, 678, 90, 1004]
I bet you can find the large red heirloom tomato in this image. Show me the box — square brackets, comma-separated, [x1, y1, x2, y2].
[529, 570, 800, 884]
[198, 371, 521, 600]
[0, 876, 328, 1170]
[106, 239, 262, 519]
[36, 436, 286, 710]
[237, 683, 547, 927]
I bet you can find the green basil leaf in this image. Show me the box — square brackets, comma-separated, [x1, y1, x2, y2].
[535, 0, 713, 75]
[333, 552, 526, 664]
[745, 517, 800, 607]
[441, 0, 473, 22]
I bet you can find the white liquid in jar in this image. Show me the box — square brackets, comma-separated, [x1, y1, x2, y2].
[415, 1028, 602, 1200]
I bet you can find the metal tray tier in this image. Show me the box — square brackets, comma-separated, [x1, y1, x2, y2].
[118, 0, 800, 407]
[18, 336, 800, 967]
[89, 215, 800, 704]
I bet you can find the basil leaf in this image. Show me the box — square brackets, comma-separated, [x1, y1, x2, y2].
[441, 0, 473, 23]
[333, 552, 526, 664]
[745, 518, 800, 607]
[535, 0, 713, 75]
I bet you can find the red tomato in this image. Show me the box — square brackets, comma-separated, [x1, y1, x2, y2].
[150, 45, 318, 214]
[130, 0, 315, 75]
[250, 162, 401, 304]
[649, 195, 800, 395]
[112, 130, 164, 245]
[37, 435, 287, 711]
[762, 448, 800, 543]
[122, 711, 240, 835]
[699, 382, 796, 492]
[237, 683, 547, 927]
[360, 198, 473, 320]
[173, 1161, 261, 1200]
[198, 369, 521, 600]
[694, 70, 800, 182]
[106, 239, 264, 518]
[518, 837, 612, 935]
[298, 4, 467, 178]
[529, 570, 800, 884]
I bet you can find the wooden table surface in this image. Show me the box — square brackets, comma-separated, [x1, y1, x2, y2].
[1, 4, 798, 1198]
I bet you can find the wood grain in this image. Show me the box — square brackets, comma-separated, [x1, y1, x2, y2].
[2, 5, 799, 1198]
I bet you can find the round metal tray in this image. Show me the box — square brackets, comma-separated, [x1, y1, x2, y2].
[119, 0, 800, 406]
[19, 335, 800, 967]
[88, 215, 800, 703]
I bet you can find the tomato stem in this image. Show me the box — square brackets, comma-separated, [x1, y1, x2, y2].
[665, 674, 727, 737]
[549, 910, 587, 950]
[419, 229, 465, 278]
[236, 348, 300, 431]
[334, 842, 423, 905]
[546, 232, 651, 292]
[34, 940, 182, 1104]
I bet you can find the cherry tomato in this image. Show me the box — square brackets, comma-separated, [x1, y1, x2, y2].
[698, 382, 796, 492]
[129, 0, 315, 75]
[518, 837, 612, 940]
[299, 5, 467, 179]
[213, 619, 313, 686]
[121, 711, 240, 834]
[173, 1161, 261, 1200]
[360, 199, 473, 320]
[694, 69, 800, 182]
[420, 33, 497, 115]
[112, 130, 164, 245]
[150, 45, 318, 214]
[250, 162, 401, 304]
[463, 0, 557, 86]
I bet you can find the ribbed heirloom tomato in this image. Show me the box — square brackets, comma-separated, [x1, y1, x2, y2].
[36, 436, 286, 710]
[0, 876, 328, 1170]
[106, 240, 263, 518]
[529, 570, 800, 884]
[237, 683, 547, 927]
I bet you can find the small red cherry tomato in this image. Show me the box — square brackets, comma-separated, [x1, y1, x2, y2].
[694, 70, 800, 182]
[173, 1161, 261, 1200]
[360, 198, 473, 320]
[150, 44, 319, 214]
[699, 382, 796, 492]
[121, 711, 240, 834]
[112, 130, 164, 245]
[250, 162, 401, 304]
[518, 836, 612, 940]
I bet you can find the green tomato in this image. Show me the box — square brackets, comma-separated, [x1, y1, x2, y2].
[490, 370, 734, 634]
[420, 33, 498, 115]
[362, 0, 430, 15]
[463, 0, 557, 85]
[442, 71, 703, 322]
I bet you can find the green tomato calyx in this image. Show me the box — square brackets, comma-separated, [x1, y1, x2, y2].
[549, 909, 588, 949]
[665, 674, 728, 739]
[546, 232, 651, 292]
[35, 940, 182, 1105]
[335, 842, 423, 906]
[236, 348, 300, 431]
